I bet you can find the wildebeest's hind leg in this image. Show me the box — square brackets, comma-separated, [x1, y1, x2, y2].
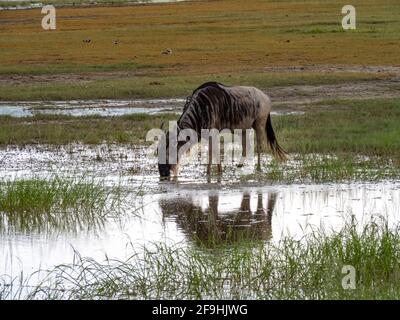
[207, 136, 212, 176]
[256, 134, 261, 171]
[217, 138, 222, 175]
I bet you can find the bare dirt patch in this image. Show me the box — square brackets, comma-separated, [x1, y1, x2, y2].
[0, 71, 145, 86]
[269, 78, 400, 111]
[262, 65, 400, 111]
[263, 65, 400, 75]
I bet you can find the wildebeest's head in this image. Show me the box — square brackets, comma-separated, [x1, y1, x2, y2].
[158, 128, 178, 179]
[158, 162, 171, 178]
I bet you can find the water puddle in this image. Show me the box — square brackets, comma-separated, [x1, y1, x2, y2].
[0, 99, 185, 117]
[0, 0, 187, 11]
[0, 145, 399, 283]
[0, 100, 301, 118]
[1, 182, 399, 279]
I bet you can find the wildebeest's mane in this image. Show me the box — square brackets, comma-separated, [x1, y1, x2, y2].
[191, 81, 227, 95]
[177, 82, 228, 125]
[177, 81, 246, 132]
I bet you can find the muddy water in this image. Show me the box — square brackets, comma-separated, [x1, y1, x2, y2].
[0, 144, 399, 280]
[0, 0, 187, 11]
[0, 99, 185, 117]
[0, 100, 302, 118]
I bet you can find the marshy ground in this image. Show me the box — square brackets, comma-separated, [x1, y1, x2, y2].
[0, 0, 400, 299]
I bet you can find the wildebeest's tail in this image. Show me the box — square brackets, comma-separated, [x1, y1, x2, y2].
[265, 114, 287, 161]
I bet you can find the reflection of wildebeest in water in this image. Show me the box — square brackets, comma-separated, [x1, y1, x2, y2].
[160, 191, 277, 246]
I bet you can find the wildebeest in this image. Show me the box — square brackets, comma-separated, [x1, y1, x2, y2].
[158, 82, 287, 177]
[159, 191, 277, 246]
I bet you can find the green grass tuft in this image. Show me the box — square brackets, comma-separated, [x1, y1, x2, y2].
[0, 177, 113, 233]
[2, 222, 400, 299]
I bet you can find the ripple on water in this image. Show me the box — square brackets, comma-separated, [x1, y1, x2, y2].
[0, 144, 399, 286]
[0, 100, 303, 118]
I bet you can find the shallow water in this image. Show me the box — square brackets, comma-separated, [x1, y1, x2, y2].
[0, 99, 184, 117]
[0, 144, 399, 280]
[0, 100, 303, 118]
[1, 182, 399, 279]
[0, 0, 186, 11]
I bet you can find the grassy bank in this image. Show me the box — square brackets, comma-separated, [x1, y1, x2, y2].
[1, 97, 399, 157]
[0, 72, 386, 101]
[2, 222, 400, 299]
[1, 0, 400, 100]
[274, 98, 400, 162]
[249, 97, 400, 182]
[0, 113, 176, 145]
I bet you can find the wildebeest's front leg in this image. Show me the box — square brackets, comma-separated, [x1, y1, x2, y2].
[237, 130, 247, 168]
[242, 130, 247, 159]
[207, 136, 212, 176]
[217, 138, 222, 175]
[256, 141, 261, 171]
